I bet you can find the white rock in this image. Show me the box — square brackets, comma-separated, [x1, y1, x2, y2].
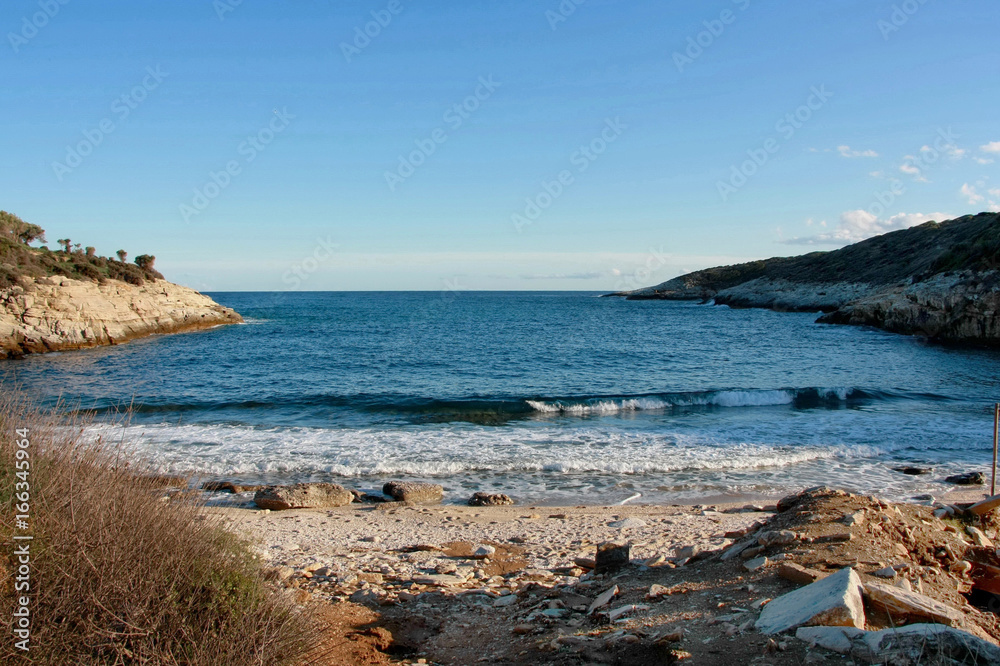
[966, 525, 994, 547]
[873, 566, 896, 579]
[588, 585, 619, 615]
[795, 626, 867, 654]
[756, 567, 865, 635]
[744, 556, 769, 572]
[473, 545, 496, 558]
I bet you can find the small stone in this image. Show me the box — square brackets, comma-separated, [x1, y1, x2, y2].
[842, 511, 866, 527]
[382, 481, 444, 504]
[744, 556, 769, 572]
[646, 584, 669, 600]
[758, 530, 797, 547]
[573, 557, 596, 570]
[512, 624, 534, 635]
[468, 492, 514, 506]
[873, 567, 896, 579]
[777, 562, 826, 585]
[966, 526, 994, 547]
[595, 542, 630, 573]
[473, 545, 496, 559]
[944, 471, 985, 485]
[587, 585, 619, 615]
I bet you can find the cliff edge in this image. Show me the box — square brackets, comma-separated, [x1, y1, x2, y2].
[1, 276, 242, 359]
[614, 212, 1000, 346]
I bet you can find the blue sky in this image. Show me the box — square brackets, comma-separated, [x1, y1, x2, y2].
[2, 0, 998, 291]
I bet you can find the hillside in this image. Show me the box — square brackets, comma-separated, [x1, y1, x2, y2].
[0, 210, 242, 358]
[616, 212, 1000, 345]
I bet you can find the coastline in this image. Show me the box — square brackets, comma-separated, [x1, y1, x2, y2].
[0, 276, 242, 359]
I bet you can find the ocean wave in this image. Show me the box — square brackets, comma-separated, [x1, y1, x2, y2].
[112, 386, 901, 421]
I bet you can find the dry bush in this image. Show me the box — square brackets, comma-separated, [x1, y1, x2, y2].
[0, 391, 315, 664]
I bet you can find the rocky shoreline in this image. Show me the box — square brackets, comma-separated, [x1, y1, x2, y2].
[0, 276, 242, 359]
[199, 484, 1000, 665]
[617, 271, 1000, 347]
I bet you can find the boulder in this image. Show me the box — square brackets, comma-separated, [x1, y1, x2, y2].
[468, 492, 514, 506]
[253, 483, 353, 510]
[798, 624, 1000, 664]
[383, 481, 444, 504]
[862, 581, 965, 627]
[756, 567, 865, 635]
[203, 480, 260, 493]
[944, 471, 985, 486]
[595, 542, 630, 573]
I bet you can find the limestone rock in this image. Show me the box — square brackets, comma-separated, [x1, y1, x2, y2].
[777, 562, 827, 586]
[756, 567, 865, 635]
[468, 492, 514, 506]
[862, 581, 965, 627]
[965, 526, 994, 547]
[607, 517, 646, 529]
[383, 481, 444, 504]
[253, 483, 353, 510]
[0, 276, 242, 359]
[799, 624, 1000, 664]
[203, 481, 260, 494]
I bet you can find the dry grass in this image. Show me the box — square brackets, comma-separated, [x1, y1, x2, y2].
[0, 391, 316, 664]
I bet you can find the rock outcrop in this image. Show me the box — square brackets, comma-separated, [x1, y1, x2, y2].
[817, 271, 1000, 344]
[0, 276, 242, 359]
[612, 212, 1000, 346]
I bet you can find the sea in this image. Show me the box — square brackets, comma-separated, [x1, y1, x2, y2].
[4, 291, 1000, 505]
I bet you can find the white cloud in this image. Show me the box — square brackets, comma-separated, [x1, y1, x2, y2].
[974, 157, 995, 165]
[837, 145, 878, 158]
[980, 141, 1000, 153]
[961, 183, 985, 205]
[783, 211, 949, 246]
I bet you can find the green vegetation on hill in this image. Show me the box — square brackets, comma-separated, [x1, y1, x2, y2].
[0, 210, 164, 290]
[641, 212, 1000, 294]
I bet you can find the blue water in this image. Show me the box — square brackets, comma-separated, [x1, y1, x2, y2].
[4, 291, 1000, 504]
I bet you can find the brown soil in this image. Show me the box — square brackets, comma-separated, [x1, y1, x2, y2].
[282, 488, 1000, 665]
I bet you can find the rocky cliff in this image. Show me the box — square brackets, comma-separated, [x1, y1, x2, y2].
[614, 212, 1000, 346]
[0, 276, 243, 359]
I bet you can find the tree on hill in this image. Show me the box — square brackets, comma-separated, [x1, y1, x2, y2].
[57, 239, 71, 253]
[116, 249, 127, 262]
[85, 246, 96, 258]
[0, 210, 45, 245]
[134, 254, 156, 270]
